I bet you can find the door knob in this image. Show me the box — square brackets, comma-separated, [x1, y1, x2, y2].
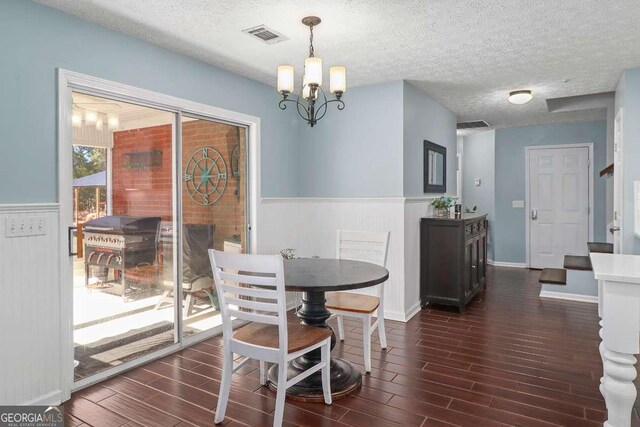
[531, 210, 537, 220]
[609, 226, 621, 233]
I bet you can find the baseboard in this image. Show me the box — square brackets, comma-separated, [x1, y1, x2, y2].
[383, 310, 405, 322]
[488, 260, 527, 268]
[385, 301, 422, 323]
[403, 301, 422, 322]
[539, 290, 598, 304]
[21, 389, 62, 406]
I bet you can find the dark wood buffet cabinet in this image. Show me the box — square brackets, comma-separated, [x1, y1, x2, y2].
[419, 213, 488, 313]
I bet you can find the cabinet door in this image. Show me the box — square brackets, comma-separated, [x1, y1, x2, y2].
[471, 235, 480, 290]
[464, 238, 474, 297]
[478, 231, 487, 285]
[478, 229, 487, 284]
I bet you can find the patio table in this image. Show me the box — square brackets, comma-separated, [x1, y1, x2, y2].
[267, 258, 389, 401]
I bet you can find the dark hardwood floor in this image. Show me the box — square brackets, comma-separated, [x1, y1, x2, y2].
[65, 266, 640, 426]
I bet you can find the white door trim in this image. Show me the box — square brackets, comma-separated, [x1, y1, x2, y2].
[613, 109, 624, 253]
[57, 69, 261, 401]
[525, 143, 595, 268]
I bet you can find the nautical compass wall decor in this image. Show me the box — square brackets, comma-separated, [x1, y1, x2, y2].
[184, 147, 227, 206]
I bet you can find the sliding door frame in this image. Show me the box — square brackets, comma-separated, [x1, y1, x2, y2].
[57, 69, 260, 401]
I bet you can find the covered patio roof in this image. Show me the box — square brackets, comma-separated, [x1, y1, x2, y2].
[73, 171, 106, 187]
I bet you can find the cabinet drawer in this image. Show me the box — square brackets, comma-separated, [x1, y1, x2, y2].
[465, 224, 473, 236]
[466, 221, 483, 236]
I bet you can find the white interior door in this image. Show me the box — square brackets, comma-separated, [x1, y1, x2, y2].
[529, 146, 590, 269]
[613, 110, 624, 253]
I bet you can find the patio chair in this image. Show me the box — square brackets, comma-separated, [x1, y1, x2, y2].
[155, 223, 217, 316]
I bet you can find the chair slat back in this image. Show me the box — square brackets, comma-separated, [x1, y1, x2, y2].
[337, 230, 390, 267]
[336, 230, 390, 299]
[209, 250, 288, 349]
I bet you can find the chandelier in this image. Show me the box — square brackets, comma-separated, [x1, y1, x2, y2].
[277, 16, 346, 127]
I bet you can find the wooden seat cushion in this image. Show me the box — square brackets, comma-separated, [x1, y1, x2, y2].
[233, 322, 331, 353]
[325, 292, 380, 314]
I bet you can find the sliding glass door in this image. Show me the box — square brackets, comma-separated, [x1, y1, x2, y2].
[67, 91, 249, 387]
[177, 115, 248, 338]
[70, 92, 178, 381]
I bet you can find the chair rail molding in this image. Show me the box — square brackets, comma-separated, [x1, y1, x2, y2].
[0, 203, 61, 405]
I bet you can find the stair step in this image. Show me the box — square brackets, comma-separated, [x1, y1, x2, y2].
[563, 255, 593, 271]
[587, 242, 614, 254]
[539, 268, 567, 285]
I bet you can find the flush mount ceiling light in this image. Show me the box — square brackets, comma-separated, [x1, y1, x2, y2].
[508, 90, 533, 105]
[277, 16, 346, 127]
[72, 102, 121, 130]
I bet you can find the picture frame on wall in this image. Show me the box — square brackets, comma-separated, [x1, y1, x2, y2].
[424, 140, 447, 193]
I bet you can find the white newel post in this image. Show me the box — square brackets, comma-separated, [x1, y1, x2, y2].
[598, 280, 608, 399]
[601, 280, 640, 427]
[591, 253, 640, 427]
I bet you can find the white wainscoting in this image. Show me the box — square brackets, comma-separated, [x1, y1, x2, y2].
[0, 204, 61, 405]
[257, 198, 432, 322]
[404, 199, 434, 320]
[0, 198, 431, 405]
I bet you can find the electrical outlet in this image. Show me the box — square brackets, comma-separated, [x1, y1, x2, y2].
[5, 216, 47, 238]
[475, 178, 481, 187]
[512, 200, 525, 208]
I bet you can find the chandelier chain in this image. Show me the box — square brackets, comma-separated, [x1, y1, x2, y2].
[309, 25, 314, 57]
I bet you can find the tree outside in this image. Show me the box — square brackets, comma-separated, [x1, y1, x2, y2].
[73, 146, 107, 222]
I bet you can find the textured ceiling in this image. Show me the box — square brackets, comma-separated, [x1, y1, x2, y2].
[37, 0, 640, 130]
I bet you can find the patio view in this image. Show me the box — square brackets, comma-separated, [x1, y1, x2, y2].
[71, 93, 247, 380]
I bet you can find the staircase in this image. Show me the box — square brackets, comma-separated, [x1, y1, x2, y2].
[538, 241, 611, 302]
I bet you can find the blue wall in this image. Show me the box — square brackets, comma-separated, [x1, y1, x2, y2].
[0, 1, 459, 201]
[463, 130, 496, 260]
[0, 0, 301, 203]
[298, 81, 404, 197]
[615, 68, 640, 255]
[403, 82, 458, 197]
[494, 121, 608, 263]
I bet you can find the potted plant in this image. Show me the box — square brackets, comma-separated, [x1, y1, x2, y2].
[431, 196, 457, 217]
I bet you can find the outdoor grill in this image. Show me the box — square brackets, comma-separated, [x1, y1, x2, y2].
[83, 215, 161, 301]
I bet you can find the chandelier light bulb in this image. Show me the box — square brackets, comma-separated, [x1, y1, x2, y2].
[304, 57, 323, 86]
[277, 65, 295, 93]
[302, 75, 318, 100]
[330, 66, 346, 94]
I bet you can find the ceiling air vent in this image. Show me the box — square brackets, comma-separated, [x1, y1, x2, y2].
[456, 120, 491, 130]
[242, 25, 288, 45]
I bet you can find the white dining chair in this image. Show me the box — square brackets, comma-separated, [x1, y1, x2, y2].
[208, 250, 332, 427]
[326, 230, 390, 373]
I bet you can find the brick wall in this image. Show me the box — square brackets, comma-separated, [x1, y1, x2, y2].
[112, 120, 246, 251]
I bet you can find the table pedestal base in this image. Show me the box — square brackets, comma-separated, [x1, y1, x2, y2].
[267, 357, 361, 402]
[267, 290, 362, 401]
